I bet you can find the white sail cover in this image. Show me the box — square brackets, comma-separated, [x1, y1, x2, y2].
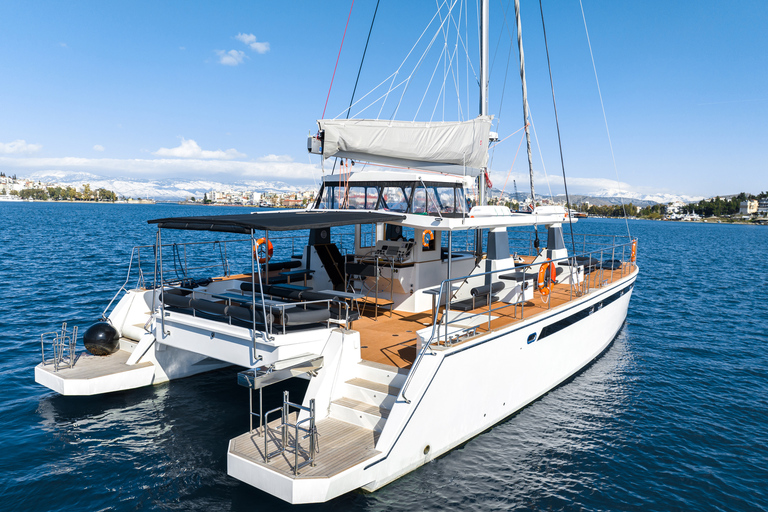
[318, 116, 492, 177]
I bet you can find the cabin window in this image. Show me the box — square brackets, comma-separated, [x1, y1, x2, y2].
[381, 186, 408, 212]
[411, 187, 426, 213]
[316, 186, 331, 209]
[433, 187, 458, 213]
[414, 185, 462, 214]
[455, 187, 467, 214]
[366, 187, 380, 209]
[347, 187, 366, 209]
[317, 185, 345, 209]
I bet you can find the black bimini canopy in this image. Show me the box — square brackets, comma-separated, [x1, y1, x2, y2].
[148, 210, 406, 234]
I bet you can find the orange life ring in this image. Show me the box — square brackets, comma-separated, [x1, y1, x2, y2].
[254, 238, 274, 264]
[422, 229, 434, 248]
[537, 259, 556, 296]
[630, 239, 637, 263]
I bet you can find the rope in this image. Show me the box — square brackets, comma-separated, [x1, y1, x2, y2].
[346, 0, 380, 119]
[332, 1, 379, 178]
[539, 0, 577, 256]
[579, 0, 631, 239]
[499, 130, 526, 199]
[322, 1, 355, 120]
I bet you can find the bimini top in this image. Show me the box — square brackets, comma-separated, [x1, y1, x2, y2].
[148, 210, 406, 234]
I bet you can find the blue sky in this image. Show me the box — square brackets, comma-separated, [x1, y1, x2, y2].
[0, 0, 766, 199]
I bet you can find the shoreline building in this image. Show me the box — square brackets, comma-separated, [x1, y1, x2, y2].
[739, 200, 758, 215]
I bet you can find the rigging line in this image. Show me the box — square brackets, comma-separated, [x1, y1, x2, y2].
[428, 29, 465, 122]
[499, 131, 526, 199]
[489, 122, 526, 147]
[529, 114, 554, 199]
[538, 0, 577, 256]
[579, 0, 631, 239]
[424, 47, 450, 122]
[431, 0, 475, 120]
[322, 1, 355, 120]
[346, 0, 381, 120]
[391, 0, 459, 121]
[488, 2, 515, 172]
[335, 70, 398, 118]
[353, 76, 410, 118]
[378, 0, 449, 119]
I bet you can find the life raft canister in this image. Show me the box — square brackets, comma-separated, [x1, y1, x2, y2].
[254, 237, 274, 264]
[537, 259, 556, 296]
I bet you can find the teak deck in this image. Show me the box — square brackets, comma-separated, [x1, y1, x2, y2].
[359, 263, 636, 369]
[229, 413, 380, 479]
[37, 350, 153, 379]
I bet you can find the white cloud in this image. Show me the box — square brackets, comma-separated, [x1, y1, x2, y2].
[58, 42, 67, 48]
[216, 49, 246, 66]
[0, 139, 42, 154]
[153, 138, 246, 160]
[258, 154, 293, 163]
[0, 155, 319, 183]
[93, 144, 105, 152]
[235, 33, 270, 54]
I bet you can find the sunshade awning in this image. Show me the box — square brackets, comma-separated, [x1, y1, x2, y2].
[148, 210, 406, 234]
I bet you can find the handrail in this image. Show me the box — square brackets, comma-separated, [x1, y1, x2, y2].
[261, 391, 317, 474]
[400, 237, 637, 403]
[40, 323, 78, 372]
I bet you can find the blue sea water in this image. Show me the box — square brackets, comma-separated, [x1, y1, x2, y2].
[1, 202, 767, 511]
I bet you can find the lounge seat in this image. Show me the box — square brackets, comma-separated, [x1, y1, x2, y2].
[601, 259, 622, 270]
[163, 293, 192, 309]
[261, 260, 302, 272]
[450, 282, 504, 311]
[279, 307, 331, 326]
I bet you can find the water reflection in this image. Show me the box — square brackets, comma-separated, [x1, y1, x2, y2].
[33, 369, 308, 511]
[362, 327, 636, 512]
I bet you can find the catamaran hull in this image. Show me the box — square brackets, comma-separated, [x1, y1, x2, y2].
[227, 273, 636, 503]
[363, 276, 635, 493]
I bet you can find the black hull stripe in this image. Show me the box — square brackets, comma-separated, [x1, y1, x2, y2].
[364, 275, 636, 471]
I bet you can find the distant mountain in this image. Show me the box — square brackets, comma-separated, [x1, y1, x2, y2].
[24, 170, 709, 204]
[27, 170, 306, 200]
[490, 188, 705, 206]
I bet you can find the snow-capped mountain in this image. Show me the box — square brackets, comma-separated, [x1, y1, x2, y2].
[588, 188, 705, 205]
[27, 171, 306, 200]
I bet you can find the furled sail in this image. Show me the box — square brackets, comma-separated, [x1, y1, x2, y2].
[311, 116, 492, 177]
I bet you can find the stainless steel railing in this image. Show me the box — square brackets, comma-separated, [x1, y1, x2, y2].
[40, 323, 78, 372]
[263, 391, 318, 475]
[400, 238, 637, 403]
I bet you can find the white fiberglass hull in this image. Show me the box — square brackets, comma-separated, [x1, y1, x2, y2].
[365, 275, 635, 492]
[227, 272, 636, 503]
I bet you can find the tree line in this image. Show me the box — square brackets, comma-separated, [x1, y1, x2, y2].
[10, 184, 118, 201]
[680, 192, 767, 217]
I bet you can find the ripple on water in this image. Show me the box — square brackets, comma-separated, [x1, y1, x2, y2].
[1, 208, 768, 511]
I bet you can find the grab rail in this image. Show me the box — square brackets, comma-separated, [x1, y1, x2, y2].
[400, 238, 637, 403]
[262, 391, 318, 475]
[40, 323, 78, 372]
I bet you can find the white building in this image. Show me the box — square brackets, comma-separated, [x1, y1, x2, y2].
[739, 200, 758, 215]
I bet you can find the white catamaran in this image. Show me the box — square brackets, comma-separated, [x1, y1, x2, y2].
[35, 1, 638, 503]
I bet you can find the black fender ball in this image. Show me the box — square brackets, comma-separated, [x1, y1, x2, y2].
[83, 322, 120, 356]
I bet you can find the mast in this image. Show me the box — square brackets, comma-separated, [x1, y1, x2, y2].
[514, 0, 536, 205]
[478, 0, 489, 206]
